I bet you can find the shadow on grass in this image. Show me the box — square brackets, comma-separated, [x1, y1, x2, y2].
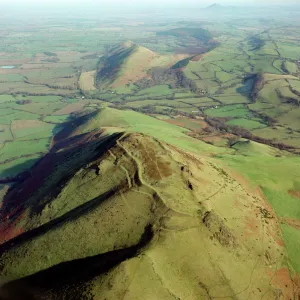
[0, 131, 122, 221]
[0, 225, 153, 300]
[0, 111, 98, 182]
[236, 75, 256, 99]
[0, 158, 39, 184]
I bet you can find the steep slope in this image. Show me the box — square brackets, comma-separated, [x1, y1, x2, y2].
[0, 108, 299, 299]
[96, 42, 187, 88]
[0, 132, 297, 299]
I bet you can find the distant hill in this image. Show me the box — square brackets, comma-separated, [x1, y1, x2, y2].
[157, 27, 213, 43]
[205, 3, 223, 10]
[204, 3, 224, 10]
[96, 41, 188, 88]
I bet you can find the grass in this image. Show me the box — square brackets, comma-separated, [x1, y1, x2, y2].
[112, 84, 139, 94]
[231, 140, 279, 157]
[126, 100, 193, 109]
[214, 95, 250, 104]
[0, 95, 16, 103]
[281, 224, 300, 273]
[205, 104, 250, 118]
[226, 118, 267, 130]
[0, 155, 40, 178]
[12, 121, 56, 139]
[79, 107, 225, 155]
[15, 95, 62, 103]
[278, 86, 298, 100]
[15, 102, 66, 115]
[273, 59, 284, 73]
[289, 79, 300, 93]
[0, 139, 50, 162]
[136, 85, 173, 97]
[44, 115, 71, 123]
[284, 61, 298, 74]
[253, 126, 300, 148]
[0, 111, 40, 125]
[277, 43, 300, 60]
[250, 57, 282, 74]
[277, 108, 300, 131]
[0, 74, 24, 82]
[174, 91, 197, 98]
[262, 187, 300, 220]
[0, 125, 13, 141]
[217, 153, 300, 197]
[216, 72, 237, 82]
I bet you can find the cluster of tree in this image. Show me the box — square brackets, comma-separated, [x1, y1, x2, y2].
[45, 83, 78, 90]
[175, 70, 199, 92]
[16, 99, 32, 105]
[250, 73, 264, 102]
[117, 104, 195, 119]
[253, 111, 277, 126]
[41, 57, 60, 63]
[11, 92, 76, 98]
[70, 109, 95, 119]
[248, 36, 266, 51]
[81, 53, 99, 60]
[44, 51, 57, 57]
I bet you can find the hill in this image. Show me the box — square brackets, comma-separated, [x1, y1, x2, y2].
[157, 28, 213, 43]
[204, 3, 223, 10]
[0, 107, 299, 299]
[96, 42, 188, 89]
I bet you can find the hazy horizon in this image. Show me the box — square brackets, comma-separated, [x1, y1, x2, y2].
[0, 0, 299, 7]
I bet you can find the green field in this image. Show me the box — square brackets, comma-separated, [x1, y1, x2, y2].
[0, 139, 50, 162]
[226, 118, 267, 130]
[284, 61, 298, 74]
[205, 104, 250, 118]
[136, 85, 173, 97]
[282, 224, 300, 273]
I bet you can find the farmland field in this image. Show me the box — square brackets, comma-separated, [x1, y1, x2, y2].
[0, 6, 299, 176]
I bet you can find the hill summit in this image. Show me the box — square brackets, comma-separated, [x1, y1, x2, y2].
[204, 3, 223, 10]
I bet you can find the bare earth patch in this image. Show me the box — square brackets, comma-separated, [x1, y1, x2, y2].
[288, 189, 300, 199]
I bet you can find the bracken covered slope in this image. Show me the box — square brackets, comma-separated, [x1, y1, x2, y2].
[0, 123, 299, 299]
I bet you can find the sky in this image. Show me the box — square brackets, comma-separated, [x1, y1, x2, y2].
[0, 0, 299, 5]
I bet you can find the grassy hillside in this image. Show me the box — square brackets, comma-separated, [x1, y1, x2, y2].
[0, 107, 299, 299]
[96, 42, 188, 89]
[76, 107, 226, 155]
